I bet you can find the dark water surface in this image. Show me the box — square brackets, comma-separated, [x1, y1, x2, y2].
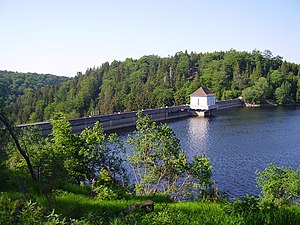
[166, 107, 300, 198]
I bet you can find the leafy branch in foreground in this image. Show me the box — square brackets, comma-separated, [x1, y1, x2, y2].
[6, 113, 127, 193]
[127, 112, 213, 199]
[0, 110, 37, 181]
[49, 113, 126, 185]
[256, 163, 300, 207]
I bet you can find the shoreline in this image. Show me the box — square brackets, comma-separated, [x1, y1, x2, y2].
[245, 102, 300, 108]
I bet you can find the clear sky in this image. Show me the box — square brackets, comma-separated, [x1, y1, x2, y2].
[1, 0, 299, 77]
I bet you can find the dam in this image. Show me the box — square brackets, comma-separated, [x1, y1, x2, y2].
[16, 99, 244, 137]
[16, 105, 190, 136]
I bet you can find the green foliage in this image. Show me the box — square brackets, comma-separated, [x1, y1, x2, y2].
[269, 70, 284, 88]
[112, 201, 238, 225]
[113, 207, 190, 225]
[0, 130, 9, 169]
[48, 114, 126, 185]
[188, 155, 214, 197]
[127, 112, 213, 199]
[2, 186, 300, 225]
[0, 70, 68, 123]
[6, 113, 126, 191]
[4, 50, 300, 124]
[242, 77, 271, 104]
[5, 125, 67, 186]
[275, 82, 293, 104]
[0, 192, 66, 225]
[226, 195, 260, 214]
[92, 168, 126, 200]
[0, 71, 68, 99]
[0, 192, 16, 223]
[256, 163, 300, 207]
[15, 200, 45, 224]
[2, 50, 300, 224]
[222, 90, 239, 100]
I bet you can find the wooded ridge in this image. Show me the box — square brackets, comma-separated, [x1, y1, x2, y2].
[1, 49, 299, 123]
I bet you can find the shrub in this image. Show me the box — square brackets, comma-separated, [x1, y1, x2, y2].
[92, 168, 126, 200]
[256, 163, 300, 207]
[0, 192, 16, 224]
[226, 195, 260, 215]
[0, 192, 67, 225]
[127, 113, 213, 199]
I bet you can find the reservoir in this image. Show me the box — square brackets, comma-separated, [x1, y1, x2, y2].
[164, 107, 300, 198]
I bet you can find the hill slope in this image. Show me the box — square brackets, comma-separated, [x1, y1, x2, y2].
[0, 70, 69, 122]
[3, 49, 300, 123]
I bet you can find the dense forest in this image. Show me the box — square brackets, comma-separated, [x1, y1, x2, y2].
[2, 49, 300, 124]
[0, 71, 69, 123]
[0, 70, 69, 102]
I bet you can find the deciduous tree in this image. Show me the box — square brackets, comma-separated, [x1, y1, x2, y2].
[275, 82, 293, 104]
[127, 112, 213, 199]
[256, 163, 300, 206]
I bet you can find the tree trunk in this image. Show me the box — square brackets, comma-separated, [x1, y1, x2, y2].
[0, 112, 37, 181]
[120, 200, 154, 216]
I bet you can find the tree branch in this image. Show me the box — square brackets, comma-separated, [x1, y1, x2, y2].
[0, 112, 37, 181]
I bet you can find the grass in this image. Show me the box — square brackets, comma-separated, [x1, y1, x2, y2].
[1, 172, 300, 225]
[2, 188, 300, 224]
[50, 193, 300, 225]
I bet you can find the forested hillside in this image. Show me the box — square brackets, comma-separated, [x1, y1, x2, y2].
[0, 71, 69, 123]
[3, 49, 300, 123]
[0, 70, 69, 102]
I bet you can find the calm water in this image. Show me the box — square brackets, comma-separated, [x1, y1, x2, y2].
[166, 107, 300, 198]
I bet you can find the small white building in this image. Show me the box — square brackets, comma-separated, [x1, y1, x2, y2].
[190, 87, 217, 110]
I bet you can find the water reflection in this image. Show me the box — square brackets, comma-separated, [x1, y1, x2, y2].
[119, 107, 300, 198]
[167, 107, 300, 198]
[187, 117, 210, 158]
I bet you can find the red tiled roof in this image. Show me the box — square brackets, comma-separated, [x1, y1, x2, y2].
[190, 87, 215, 97]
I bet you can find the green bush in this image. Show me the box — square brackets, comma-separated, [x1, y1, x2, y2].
[256, 163, 300, 207]
[226, 195, 260, 214]
[92, 168, 126, 200]
[0, 169, 11, 191]
[0, 192, 67, 225]
[0, 192, 16, 224]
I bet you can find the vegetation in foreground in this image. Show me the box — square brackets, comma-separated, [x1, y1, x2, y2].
[1, 102, 300, 224]
[1, 181, 300, 225]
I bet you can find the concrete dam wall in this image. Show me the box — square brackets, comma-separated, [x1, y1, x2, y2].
[16, 99, 245, 136]
[216, 99, 245, 110]
[16, 105, 190, 136]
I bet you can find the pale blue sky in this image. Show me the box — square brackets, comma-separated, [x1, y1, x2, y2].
[1, 0, 299, 77]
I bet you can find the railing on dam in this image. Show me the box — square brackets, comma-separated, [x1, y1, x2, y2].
[16, 105, 191, 136]
[16, 99, 245, 137]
